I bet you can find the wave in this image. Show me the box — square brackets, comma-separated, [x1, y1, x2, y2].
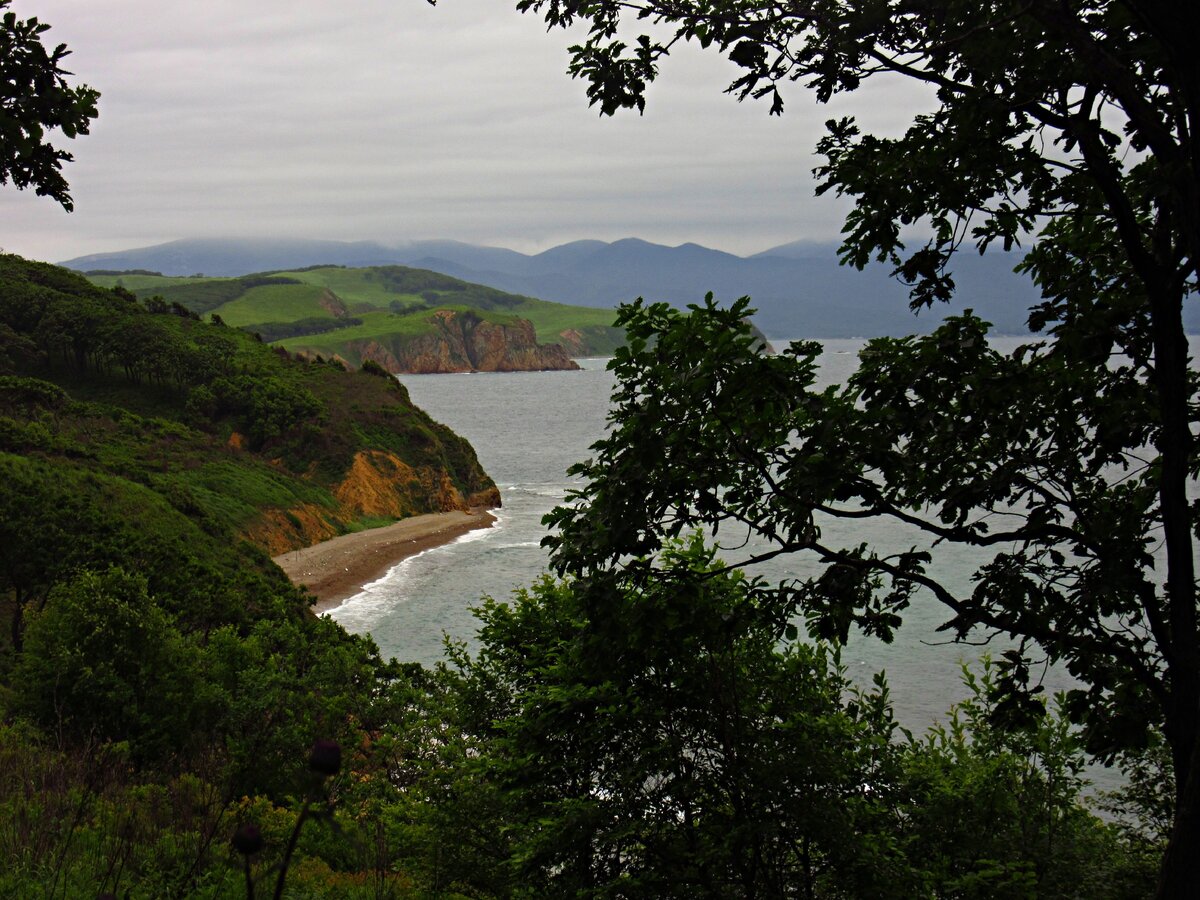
[329, 511, 508, 622]
[499, 482, 572, 500]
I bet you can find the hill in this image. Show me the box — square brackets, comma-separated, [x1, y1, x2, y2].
[64, 235, 1192, 338]
[0, 254, 508, 891]
[0, 255, 499, 557]
[84, 264, 626, 368]
[392, 238, 1051, 337]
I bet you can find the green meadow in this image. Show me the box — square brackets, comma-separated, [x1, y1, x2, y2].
[83, 264, 626, 357]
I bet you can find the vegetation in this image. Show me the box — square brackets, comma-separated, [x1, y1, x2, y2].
[0, 0, 98, 210]
[0, 532, 1159, 897]
[0, 0, 1184, 893]
[0, 252, 496, 630]
[0, 251, 1159, 895]
[83, 265, 627, 358]
[427, 539, 1157, 898]
[509, 0, 1199, 893]
[0, 252, 508, 895]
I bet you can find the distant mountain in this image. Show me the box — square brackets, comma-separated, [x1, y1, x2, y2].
[399, 238, 1044, 337]
[62, 238, 407, 278]
[64, 236, 1192, 338]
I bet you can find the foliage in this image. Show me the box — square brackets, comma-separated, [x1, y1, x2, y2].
[544, 291, 1190, 886]
[898, 661, 1157, 898]
[448, 539, 907, 897]
[113, 275, 304, 317]
[545, 295, 1184, 871]
[0, 253, 497, 806]
[0, 0, 98, 209]
[0, 253, 495, 506]
[507, 0, 1199, 891]
[251, 314, 364, 343]
[0, 253, 501, 834]
[13, 568, 209, 760]
[335, 540, 1151, 899]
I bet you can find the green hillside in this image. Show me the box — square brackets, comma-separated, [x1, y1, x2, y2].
[275, 305, 520, 356]
[0, 254, 511, 894]
[1, 255, 497, 551]
[84, 264, 626, 357]
[203, 282, 339, 327]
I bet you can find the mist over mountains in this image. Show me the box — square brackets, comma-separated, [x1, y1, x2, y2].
[62, 236, 1171, 338]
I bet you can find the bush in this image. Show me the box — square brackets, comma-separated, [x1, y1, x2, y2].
[12, 568, 211, 760]
[359, 359, 392, 379]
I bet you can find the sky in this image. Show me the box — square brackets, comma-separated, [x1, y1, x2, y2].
[1, 0, 932, 264]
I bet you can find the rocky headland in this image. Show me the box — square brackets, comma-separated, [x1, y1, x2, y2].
[349, 310, 580, 374]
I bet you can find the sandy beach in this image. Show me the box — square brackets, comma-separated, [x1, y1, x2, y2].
[273, 508, 497, 614]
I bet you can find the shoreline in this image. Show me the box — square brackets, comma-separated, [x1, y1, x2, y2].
[272, 507, 498, 614]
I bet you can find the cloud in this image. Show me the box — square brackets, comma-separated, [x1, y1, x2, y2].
[1, 0, 932, 262]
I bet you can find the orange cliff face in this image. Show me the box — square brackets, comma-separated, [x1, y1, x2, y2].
[352, 310, 581, 374]
[243, 449, 502, 556]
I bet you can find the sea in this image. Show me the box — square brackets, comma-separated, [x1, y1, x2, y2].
[330, 336, 1104, 738]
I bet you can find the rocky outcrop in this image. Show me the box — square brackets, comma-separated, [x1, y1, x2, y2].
[352, 310, 580, 374]
[318, 288, 349, 318]
[244, 449, 502, 556]
[556, 328, 586, 355]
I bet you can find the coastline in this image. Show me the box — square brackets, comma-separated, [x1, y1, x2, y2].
[272, 507, 497, 614]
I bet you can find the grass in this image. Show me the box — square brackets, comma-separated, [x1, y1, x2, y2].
[83, 265, 626, 356]
[274, 306, 524, 355]
[209, 283, 339, 327]
[508, 298, 623, 349]
[163, 460, 337, 534]
[272, 267, 426, 309]
[342, 515, 401, 533]
[86, 273, 214, 291]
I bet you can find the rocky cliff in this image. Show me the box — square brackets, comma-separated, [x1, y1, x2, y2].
[351, 310, 580, 374]
[243, 449, 502, 556]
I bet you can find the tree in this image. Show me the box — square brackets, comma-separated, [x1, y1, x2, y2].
[0, 0, 98, 209]
[499, 0, 1199, 894]
[449, 540, 911, 897]
[12, 567, 207, 760]
[0, 454, 105, 652]
[423, 540, 1149, 898]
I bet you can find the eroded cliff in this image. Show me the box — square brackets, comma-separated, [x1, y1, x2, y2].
[243, 449, 502, 556]
[352, 310, 580, 374]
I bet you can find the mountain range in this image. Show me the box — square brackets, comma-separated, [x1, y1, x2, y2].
[63, 236, 1190, 338]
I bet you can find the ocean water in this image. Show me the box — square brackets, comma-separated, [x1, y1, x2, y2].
[331, 361, 616, 664]
[326, 339, 1149, 751]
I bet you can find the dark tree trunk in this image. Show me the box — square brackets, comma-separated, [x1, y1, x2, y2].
[1149, 287, 1199, 900]
[10, 594, 23, 654]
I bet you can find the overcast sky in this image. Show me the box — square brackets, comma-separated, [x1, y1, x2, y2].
[1, 0, 931, 263]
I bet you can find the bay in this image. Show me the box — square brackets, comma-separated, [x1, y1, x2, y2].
[326, 337, 1167, 758]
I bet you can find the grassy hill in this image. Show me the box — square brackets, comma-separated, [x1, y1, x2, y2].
[0, 254, 507, 894]
[2, 256, 498, 555]
[86, 264, 626, 359]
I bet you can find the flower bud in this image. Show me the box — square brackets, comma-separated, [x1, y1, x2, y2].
[232, 822, 263, 856]
[309, 738, 341, 776]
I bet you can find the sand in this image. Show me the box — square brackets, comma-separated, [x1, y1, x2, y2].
[272, 508, 497, 614]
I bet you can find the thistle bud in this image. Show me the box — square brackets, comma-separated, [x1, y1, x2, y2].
[232, 822, 263, 856]
[309, 738, 341, 776]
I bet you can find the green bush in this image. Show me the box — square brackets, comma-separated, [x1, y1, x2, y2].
[12, 568, 211, 760]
